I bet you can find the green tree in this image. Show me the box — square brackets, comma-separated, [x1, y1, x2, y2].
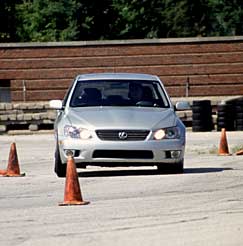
[16, 0, 81, 41]
[112, 0, 167, 38]
[112, 0, 243, 38]
[5, 0, 243, 42]
[76, 0, 118, 40]
[0, 0, 19, 42]
[208, 0, 243, 36]
[177, 0, 212, 37]
[112, 0, 214, 38]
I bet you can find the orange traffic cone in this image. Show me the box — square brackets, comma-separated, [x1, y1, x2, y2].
[0, 142, 25, 177]
[218, 128, 231, 156]
[59, 156, 90, 206]
[0, 169, 7, 175]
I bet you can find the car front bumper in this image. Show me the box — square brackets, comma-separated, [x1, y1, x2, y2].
[58, 136, 185, 166]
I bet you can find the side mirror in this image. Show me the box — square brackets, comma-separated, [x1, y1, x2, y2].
[49, 100, 63, 110]
[175, 101, 191, 111]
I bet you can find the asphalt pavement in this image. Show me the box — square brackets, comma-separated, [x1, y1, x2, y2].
[0, 131, 243, 246]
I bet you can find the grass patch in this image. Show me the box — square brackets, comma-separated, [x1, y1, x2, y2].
[231, 145, 243, 153]
[209, 145, 218, 155]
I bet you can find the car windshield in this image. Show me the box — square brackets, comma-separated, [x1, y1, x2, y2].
[69, 79, 170, 108]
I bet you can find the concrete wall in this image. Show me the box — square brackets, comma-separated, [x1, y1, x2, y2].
[0, 36, 243, 102]
[0, 102, 56, 132]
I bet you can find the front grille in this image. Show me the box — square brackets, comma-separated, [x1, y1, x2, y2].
[93, 150, 154, 159]
[96, 130, 150, 141]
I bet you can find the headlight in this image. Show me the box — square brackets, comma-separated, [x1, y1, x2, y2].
[154, 127, 180, 140]
[64, 125, 92, 139]
[154, 129, 165, 140]
[80, 129, 92, 140]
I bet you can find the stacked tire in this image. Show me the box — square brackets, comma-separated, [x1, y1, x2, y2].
[192, 100, 214, 132]
[217, 103, 235, 131]
[235, 99, 243, 131]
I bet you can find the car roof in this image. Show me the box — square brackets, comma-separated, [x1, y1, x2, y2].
[76, 73, 159, 81]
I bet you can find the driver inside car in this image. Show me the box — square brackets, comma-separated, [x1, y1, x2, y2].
[128, 83, 144, 105]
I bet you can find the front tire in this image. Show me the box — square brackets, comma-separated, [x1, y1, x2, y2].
[54, 145, 66, 177]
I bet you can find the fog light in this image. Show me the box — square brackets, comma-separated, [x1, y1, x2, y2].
[170, 150, 181, 159]
[64, 149, 75, 157]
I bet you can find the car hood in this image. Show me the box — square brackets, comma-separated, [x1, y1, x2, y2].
[67, 107, 176, 130]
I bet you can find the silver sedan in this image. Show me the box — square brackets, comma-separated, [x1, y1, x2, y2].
[50, 73, 190, 177]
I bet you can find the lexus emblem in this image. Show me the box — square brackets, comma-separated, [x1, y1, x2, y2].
[118, 131, 128, 140]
